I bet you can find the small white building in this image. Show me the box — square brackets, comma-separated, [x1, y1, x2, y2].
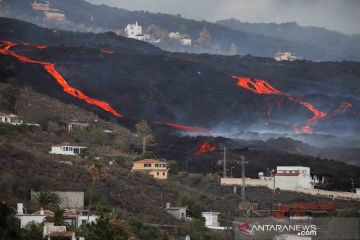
[275, 166, 313, 191]
[275, 52, 297, 61]
[43, 222, 75, 240]
[164, 203, 191, 221]
[0, 112, 23, 125]
[49, 143, 87, 156]
[63, 209, 98, 228]
[16, 203, 54, 228]
[67, 121, 89, 132]
[201, 212, 226, 230]
[168, 32, 192, 46]
[125, 22, 148, 41]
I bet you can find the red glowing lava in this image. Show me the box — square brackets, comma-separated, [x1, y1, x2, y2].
[232, 76, 282, 95]
[100, 49, 114, 55]
[194, 140, 216, 156]
[0, 40, 122, 117]
[153, 122, 209, 133]
[292, 124, 313, 134]
[232, 75, 327, 134]
[330, 101, 352, 118]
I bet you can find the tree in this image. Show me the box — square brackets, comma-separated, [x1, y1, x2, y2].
[228, 42, 238, 55]
[197, 28, 211, 46]
[85, 218, 132, 240]
[178, 195, 204, 219]
[34, 191, 60, 209]
[0, 202, 21, 240]
[129, 220, 169, 240]
[21, 222, 43, 240]
[135, 120, 155, 153]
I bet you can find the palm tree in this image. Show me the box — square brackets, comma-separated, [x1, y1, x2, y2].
[34, 191, 60, 209]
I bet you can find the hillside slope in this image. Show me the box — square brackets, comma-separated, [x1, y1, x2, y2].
[1, 18, 360, 138]
[217, 19, 360, 61]
[1, 0, 359, 61]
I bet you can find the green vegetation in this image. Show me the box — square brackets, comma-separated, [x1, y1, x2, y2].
[128, 220, 169, 240]
[34, 191, 60, 209]
[0, 123, 35, 135]
[178, 195, 204, 219]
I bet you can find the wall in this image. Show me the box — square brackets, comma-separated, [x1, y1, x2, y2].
[296, 187, 360, 200]
[17, 215, 46, 228]
[31, 191, 84, 209]
[221, 178, 273, 189]
[275, 176, 299, 191]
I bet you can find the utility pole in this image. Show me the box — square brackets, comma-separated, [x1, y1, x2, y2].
[241, 155, 246, 202]
[239, 155, 248, 210]
[223, 146, 227, 178]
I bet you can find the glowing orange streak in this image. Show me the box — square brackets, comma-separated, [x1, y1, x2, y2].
[232, 75, 327, 134]
[0, 40, 122, 117]
[100, 49, 114, 55]
[232, 76, 282, 95]
[153, 121, 209, 133]
[194, 140, 216, 156]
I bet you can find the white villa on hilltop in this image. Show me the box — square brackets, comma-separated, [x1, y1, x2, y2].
[49, 143, 87, 156]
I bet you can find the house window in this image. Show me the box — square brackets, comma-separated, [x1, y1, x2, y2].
[157, 172, 159, 175]
[163, 172, 165, 176]
[155, 164, 159, 167]
[144, 164, 151, 167]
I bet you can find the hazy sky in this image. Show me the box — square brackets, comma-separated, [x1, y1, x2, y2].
[87, 0, 360, 35]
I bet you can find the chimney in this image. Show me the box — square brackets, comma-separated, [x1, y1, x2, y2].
[166, 202, 171, 209]
[17, 203, 24, 215]
[40, 208, 44, 215]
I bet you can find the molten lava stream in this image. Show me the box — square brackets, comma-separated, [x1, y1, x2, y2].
[153, 122, 209, 133]
[194, 140, 216, 156]
[100, 49, 114, 55]
[232, 75, 327, 134]
[0, 40, 122, 118]
[232, 76, 282, 95]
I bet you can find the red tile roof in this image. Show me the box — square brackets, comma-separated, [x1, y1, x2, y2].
[134, 159, 166, 164]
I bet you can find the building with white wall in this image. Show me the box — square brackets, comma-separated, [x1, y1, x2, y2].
[164, 203, 191, 221]
[49, 144, 87, 156]
[16, 203, 54, 228]
[275, 52, 297, 61]
[125, 22, 148, 41]
[0, 112, 23, 125]
[275, 166, 313, 191]
[202, 212, 226, 230]
[169, 32, 192, 46]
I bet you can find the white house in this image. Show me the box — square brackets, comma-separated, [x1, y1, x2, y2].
[275, 166, 313, 191]
[164, 203, 191, 221]
[168, 32, 192, 46]
[201, 212, 226, 230]
[16, 203, 54, 228]
[43, 222, 75, 240]
[275, 52, 297, 61]
[63, 209, 98, 228]
[180, 38, 192, 46]
[125, 22, 148, 41]
[49, 143, 87, 156]
[0, 112, 23, 125]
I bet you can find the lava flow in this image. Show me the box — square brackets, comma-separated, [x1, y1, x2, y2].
[194, 140, 216, 156]
[153, 122, 210, 134]
[100, 49, 114, 55]
[232, 76, 327, 134]
[232, 76, 282, 95]
[0, 40, 122, 117]
[330, 101, 352, 118]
